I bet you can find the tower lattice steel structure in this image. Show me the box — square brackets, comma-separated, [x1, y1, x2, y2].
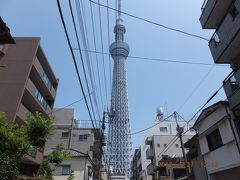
[108, 0, 133, 178]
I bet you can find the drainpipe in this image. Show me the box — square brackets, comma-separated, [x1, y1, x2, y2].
[224, 104, 240, 155]
[68, 117, 74, 149]
[201, 154, 209, 180]
[84, 157, 87, 180]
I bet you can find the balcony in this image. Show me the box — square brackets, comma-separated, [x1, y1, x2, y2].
[223, 67, 240, 109]
[32, 58, 56, 101]
[200, 0, 233, 29]
[145, 136, 153, 145]
[16, 103, 30, 125]
[22, 147, 43, 165]
[24, 78, 52, 115]
[208, 2, 240, 64]
[147, 164, 156, 175]
[146, 148, 154, 160]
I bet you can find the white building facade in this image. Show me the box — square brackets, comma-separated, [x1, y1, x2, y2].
[194, 101, 240, 180]
[134, 116, 195, 180]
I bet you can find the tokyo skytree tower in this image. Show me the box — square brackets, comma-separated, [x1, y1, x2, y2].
[108, 0, 133, 178]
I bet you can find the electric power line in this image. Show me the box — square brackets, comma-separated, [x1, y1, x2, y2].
[97, 0, 109, 104]
[130, 114, 173, 135]
[56, 0, 96, 130]
[89, 0, 105, 110]
[77, 0, 102, 121]
[130, 66, 236, 155]
[49, 92, 93, 115]
[157, 135, 178, 158]
[177, 65, 215, 112]
[69, 0, 98, 128]
[78, 48, 227, 66]
[107, 0, 112, 94]
[89, 0, 209, 41]
[155, 82, 226, 158]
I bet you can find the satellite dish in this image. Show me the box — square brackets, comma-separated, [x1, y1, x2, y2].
[156, 107, 164, 117]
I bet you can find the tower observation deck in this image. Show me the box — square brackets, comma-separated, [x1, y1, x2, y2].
[108, 0, 133, 178]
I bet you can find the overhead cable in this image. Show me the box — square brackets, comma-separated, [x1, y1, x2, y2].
[97, 0, 109, 104]
[76, 48, 227, 66]
[130, 114, 173, 135]
[89, 0, 105, 110]
[89, 0, 209, 41]
[56, 0, 96, 129]
[77, 0, 102, 120]
[49, 92, 93, 115]
[69, 0, 98, 128]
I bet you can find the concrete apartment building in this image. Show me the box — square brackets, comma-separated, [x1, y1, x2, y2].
[0, 37, 58, 123]
[200, 0, 240, 145]
[131, 118, 195, 180]
[0, 37, 58, 173]
[184, 135, 208, 180]
[145, 134, 193, 180]
[193, 101, 240, 180]
[199, 1, 240, 179]
[45, 108, 102, 180]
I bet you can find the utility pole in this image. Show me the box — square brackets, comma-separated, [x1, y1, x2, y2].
[99, 111, 106, 180]
[174, 112, 190, 179]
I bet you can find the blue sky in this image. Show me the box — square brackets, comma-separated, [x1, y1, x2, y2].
[1, 0, 231, 148]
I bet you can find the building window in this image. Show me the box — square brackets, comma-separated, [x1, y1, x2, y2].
[79, 134, 88, 141]
[62, 165, 71, 175]
[39, 68, 52, 90]
[229, 4, 239, 20]
[175, 144, 179, 148]
[164, 144, 167, 148]
[62, 132, 69, 138]
[34, 89, 48, 109]
[160, 127, 168, 133]
[157, 144, 160, 148]
[207, 128, 223, 151]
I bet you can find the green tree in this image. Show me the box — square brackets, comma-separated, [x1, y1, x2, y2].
[0, 154, 19, 180]
[0, 112, 56, 180]
[0, 112, 30, 180]
[27, 112, 55, 148]
[37, 143, 72, 179]
[67, 169, 75, 180]
[47, 143, 72, 166]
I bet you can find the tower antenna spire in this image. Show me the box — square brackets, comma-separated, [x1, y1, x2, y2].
[109, 0, 133, 178]
[118, 0, 122, 18]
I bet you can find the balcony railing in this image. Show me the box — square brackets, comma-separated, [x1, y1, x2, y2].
[26, 79, 52, 114]
[210, 31, 220, 47]
[33, 57, 56, 99]
[27, 146, 37, 158]
[34, 89, 49, 110]
[145, 136, 153, 145]
[146, 148, 154, 160]
[38, 68, 52, 90]
[17, 104, 30, 123]
[201, 0, 209, 11]
[223, 66, 240, 109]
